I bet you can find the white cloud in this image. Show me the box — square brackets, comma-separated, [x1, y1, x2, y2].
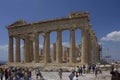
[0, 45, 8, 52]
[62, 42, 70, 47]
[101, 31, 120, 41]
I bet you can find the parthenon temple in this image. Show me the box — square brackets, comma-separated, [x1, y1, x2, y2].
[7, 11, 100, 65]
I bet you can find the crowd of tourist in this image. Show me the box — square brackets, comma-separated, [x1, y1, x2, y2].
[57, 64, 103, 80]
[0, 66, 34, 80]
[0, 64, 119, 80]
[67, 64, 102, 80]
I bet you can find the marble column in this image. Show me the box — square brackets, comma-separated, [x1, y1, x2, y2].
[43, 37, 45, 61]
[87, 31, 91, 64]
[92, 35, 98, 63]
[62, 47, 67, 62]
[33, 33, 39, 63]
[30, 40, 33, 61]
[96, 44, 100, 63]
[81, 29, 88, 64]
[52, 43, 56, 61]
[69, 29, 76, 63]
[66, 48, 69, 62]
[24, 37, 30, 63]
[16, 37, 21, 62]
[91, 35, 95, 63]
[94, 38, 99, 63]
[56, 30, 62, 63]
[44, 32, 51, 63]
[9, 36, 14, 62]
[24, 39, 27, 63]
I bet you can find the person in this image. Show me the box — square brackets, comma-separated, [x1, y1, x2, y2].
[35, 68, 44, 80]
[82, 65, 86, 74]
[75, 66, 79, 75]
[20, 74, 25, 80]
[92, 64, 96, 73]
[58, 68, 63, 80]
[94, 66, 99, 78]
[73, 74, 79, 80]
[13, 74, 18, 80]
[88, 65, 91, 73]
[4, 68, 8, 80]
[79, 66, 83, 76]
[110, 68, 120, 80]
[0, 68, 4, 80]
[69, 70, 75, 80]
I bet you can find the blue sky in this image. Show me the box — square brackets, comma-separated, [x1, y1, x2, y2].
[0, 0, 120, 62]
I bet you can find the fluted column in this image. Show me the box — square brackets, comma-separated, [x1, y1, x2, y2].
[43, 37, 45, 61]
[63, 47, 67, 62]
[94, 37, 99, 63]
[87, 31, 91, 64]
[8, 36, 14, 62]
[66, 48, 70, 63]
[24, 37, 30, 63]
[91, 35, 95, 63]
[44, 32, 51, 63]
[33, 33, 39, 63]
[52, 43, 56, 61]
[91, 35, 97, 63]
[81, 29, 88, 64]
[24, 39, 28, 63]
[96, 44, 100, 63]
[16, 37, 21, 62]
[69, 29, 76, 63]
[30, 40, 33, 62]
[56, 30, 62, 63]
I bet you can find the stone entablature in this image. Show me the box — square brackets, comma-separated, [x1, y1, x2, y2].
[7, 12, 89, 38]
[7, 11, 100, 65]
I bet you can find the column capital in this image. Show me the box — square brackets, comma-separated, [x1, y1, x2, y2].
[44, 31, 50, 36]
[9, 35, 13, 38]
[15, 36, 20, 39]
[69, 28, 75, 31]
[57, 29, 63, 32]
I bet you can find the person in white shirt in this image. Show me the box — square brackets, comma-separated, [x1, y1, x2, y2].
[73, 74, 79, 80]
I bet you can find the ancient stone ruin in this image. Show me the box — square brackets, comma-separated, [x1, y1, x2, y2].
[7, 11, 100, 66]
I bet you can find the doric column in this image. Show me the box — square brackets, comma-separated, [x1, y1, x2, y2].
[24, 37, 30, 63]
[8, 36, 14, 62]
[94, 37, 99, 63]
[81, 29, 88, 64]
[91, 35, 98, 64]
[52, 43, 56, 61]
[44, 32, 51, 63]
[62, 47, 67, 62]
[15, 37, 20, 62]
[69, 29, 76, 63]
[96, 44, 100, 63]
[87, 31, 91, 64]
[24, 39, 27, 63]
[43, 37, 45, 61]
[66, 48, 70, 62]
[29, 40, 33, 62]
[56, 30, 62, 63]
[91, 35, 95, 63]
[33, 33, 39, 63]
